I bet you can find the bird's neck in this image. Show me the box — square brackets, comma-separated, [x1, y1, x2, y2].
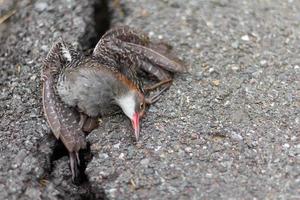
[115, 91, 136, 119]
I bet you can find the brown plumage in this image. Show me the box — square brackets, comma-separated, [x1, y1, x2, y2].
[42, 25, 186, 182]
[42, 41, 86, 181]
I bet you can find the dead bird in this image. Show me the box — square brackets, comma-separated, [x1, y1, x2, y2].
[42, 25, 186, 182]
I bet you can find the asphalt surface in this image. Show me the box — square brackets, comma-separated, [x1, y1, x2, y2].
[0, 0, 299, 200]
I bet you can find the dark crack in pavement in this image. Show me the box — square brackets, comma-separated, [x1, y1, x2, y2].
[0, 0, 108, 199]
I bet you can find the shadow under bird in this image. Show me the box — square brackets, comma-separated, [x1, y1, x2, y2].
[42, 26, 186, 182]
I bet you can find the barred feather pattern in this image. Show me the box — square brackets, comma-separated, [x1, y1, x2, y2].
[42, 41, 86, 153]
[92, 25, 186, 93]
[93, 37, 145, 92]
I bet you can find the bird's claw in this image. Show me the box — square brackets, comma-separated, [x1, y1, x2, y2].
[144, 79, 172, 92]
[145, 86, 169, 105]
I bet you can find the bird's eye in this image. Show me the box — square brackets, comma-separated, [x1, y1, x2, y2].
[140, 102, 144, 110]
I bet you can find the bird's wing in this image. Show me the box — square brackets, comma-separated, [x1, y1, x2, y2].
[43, 38, 83, 72]
[92, 37, 144, 91]
[95, 25, 149, 48]
[92, 26, 186, 92]
[42, 41, 86, 152]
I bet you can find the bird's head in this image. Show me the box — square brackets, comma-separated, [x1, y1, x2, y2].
[116, 90, 146, 141]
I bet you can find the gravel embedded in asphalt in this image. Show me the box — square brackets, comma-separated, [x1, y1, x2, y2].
[0, 0, 299, 199]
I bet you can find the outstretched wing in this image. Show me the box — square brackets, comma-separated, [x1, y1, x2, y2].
[93, 37, 144, 92]
[92, 26, 186, 92]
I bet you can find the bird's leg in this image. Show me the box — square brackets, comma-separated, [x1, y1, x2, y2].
[145, 86, 170, 104]
[138, 60, 173, 102]
[78, 112, 99, 133]
[144, 79, 172, 92]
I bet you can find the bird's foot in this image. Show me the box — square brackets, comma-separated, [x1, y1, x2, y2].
[82, 117, 99, 133]
[145, 86, 169, 104]
[144, 79, 172, 92]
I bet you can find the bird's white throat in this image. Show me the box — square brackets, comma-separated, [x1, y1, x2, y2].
[116, 92, 136, 119]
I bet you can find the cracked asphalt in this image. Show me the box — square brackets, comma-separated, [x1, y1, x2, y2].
[0, 0, 299, 199]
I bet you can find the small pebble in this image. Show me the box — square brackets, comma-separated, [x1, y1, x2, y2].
[231, 65, 240, 71]
[208, 68, 215, 73]
[113, 142, 120, 149]
[140, 9, 149, 17]
[241, 35, 250, 41]
[191, 133, 198, 140]
[206, 173, 213, 178]
[291, 136, 297, 141]
[212, 80, 220, 86]
[260, 60, 267, 66]
[231, 41, 239, 49]
[40, 45, 48, 52]
[99, 153, 109, 159]
[282, 143, 290, 149]
[155, 146, 161, 151]
[148, 31, 154, 37]
[231, 132, 243, 141]
[185, 147, 192, 153]
[34, 2, 48, 12]
[119, 153, 125, 160]
[30, 75, 37, 81]
[178, 149, 185, 156]
[140, 158, 150, 166]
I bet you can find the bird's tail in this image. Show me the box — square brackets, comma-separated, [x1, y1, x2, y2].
[69, 151, 81, 183]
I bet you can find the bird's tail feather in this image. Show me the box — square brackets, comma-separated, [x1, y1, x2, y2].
[69, 151, 81, 183]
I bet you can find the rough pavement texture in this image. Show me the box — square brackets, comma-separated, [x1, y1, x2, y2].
[0, 0, 100, 199]
[86, 0, 300, 199]
[0, 0, 299, 200]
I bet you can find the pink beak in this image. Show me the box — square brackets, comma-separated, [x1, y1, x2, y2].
[132, 112, 140, 141]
